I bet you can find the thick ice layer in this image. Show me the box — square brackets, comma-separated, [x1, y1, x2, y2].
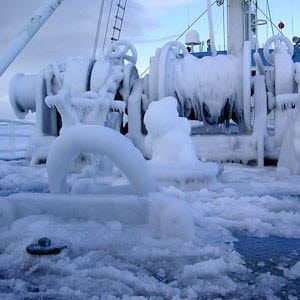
[0, 193, 149, 227]
[0, 214, 245, 299]
[149, 193, 195, 240]
[26, 135, 56, 166]
[172, 54, 242, 121]
[0, 160, 300, 298]
[144, 97, 220, 186]
[144, 97, 198, 164]
[278, 107, 300, 175]
[47, 125, 156, 196]
[284, 262, 300, 279]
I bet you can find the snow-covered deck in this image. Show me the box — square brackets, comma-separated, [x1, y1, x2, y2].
[0, 159, 299, 299]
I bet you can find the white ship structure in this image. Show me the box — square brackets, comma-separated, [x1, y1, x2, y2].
[2, 0, 299, 174]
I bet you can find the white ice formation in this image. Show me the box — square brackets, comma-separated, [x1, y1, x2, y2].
[144, 97, 220, 186]
[47, 125, 156, 196]
[144, 97, 198, 164]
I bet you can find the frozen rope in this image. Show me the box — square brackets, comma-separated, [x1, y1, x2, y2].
[140, 1, 217, 77]
[250, 0, 283, 36]
[266, 0, 274, 36]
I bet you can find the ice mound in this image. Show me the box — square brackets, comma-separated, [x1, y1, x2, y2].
[277, 106, 300, 175]
[144, 97, 220, 187]
[0, 198, 15, 227]
[0, 160, 300, 298]
[149, 193, 195, 240]
[144, 96, 197, 164]
[284, 261, 300, 279]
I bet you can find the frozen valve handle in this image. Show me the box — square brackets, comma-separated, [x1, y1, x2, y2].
[105, 41, 137, 65]
[263, 35, 294, 65]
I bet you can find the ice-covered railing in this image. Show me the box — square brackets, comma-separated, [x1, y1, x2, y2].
[0, 119, 35, 159]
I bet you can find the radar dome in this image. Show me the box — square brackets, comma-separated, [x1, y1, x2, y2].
[185, 30, 200, 45]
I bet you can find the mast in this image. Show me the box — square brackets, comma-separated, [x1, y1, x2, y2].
[227, 0, 252, 55]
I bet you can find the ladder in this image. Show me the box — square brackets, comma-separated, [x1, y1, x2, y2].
[111, 0, 128, 43]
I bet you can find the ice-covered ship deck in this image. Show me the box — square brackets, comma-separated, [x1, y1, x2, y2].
[0, 158, 299, 299]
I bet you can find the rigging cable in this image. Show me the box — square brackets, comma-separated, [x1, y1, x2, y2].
[214, 7, 223, 39]
[251, 0, 283, 35]
[265, 0, 269, 38]
[92, 0, 105, 59]
[222, 3, 225, 50]
[187, 0, 190, 28]
[176, 1, 217, 42]
[291, 0, 294, 36]
[140, 1, 217, 77]
[266, 0, 274, 36]
[102, 0, 114, 51]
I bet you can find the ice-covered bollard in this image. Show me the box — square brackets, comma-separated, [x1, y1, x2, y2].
[144, 96, 198, 163]
[144, 97, 220, 187]
[0, 198, 15, 227]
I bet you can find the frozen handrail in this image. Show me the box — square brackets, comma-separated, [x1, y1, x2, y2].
[0, 119, 34, 156]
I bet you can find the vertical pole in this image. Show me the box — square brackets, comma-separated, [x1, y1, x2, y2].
[253, 75, 267, 167]
[222, 3, 226, 50]
[243, 41, 251, 131]
[227, 0, 246, 56]
[9, 121, 16, 155]
[207, 0, 217, 56]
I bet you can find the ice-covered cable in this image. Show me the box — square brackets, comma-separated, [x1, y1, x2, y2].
[140, 1, 217, 77]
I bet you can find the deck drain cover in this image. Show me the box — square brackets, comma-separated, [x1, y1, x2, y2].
[26, 237, 67, 255]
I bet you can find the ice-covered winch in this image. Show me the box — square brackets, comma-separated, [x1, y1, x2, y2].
[5, 0, 300, 173]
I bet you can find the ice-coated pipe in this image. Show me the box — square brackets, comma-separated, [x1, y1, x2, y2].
[0, 0, 64, 77]
[47, 125, 157, 196]
[253, 75, 267, 167]
[243, 41, 251, 131]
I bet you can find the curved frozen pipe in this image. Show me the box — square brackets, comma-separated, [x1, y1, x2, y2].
[47, 125, 157, 196]
[0, 0, 64, 77]
[207, 0, 217, 56]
